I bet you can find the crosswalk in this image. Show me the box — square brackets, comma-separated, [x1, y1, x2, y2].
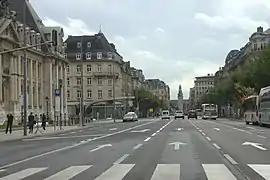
[1, 163, 270, 180]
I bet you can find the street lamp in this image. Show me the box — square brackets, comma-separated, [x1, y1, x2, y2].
[45, 96, 49, 122]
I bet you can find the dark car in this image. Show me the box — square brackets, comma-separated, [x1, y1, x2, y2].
[188, 110, 197, 119]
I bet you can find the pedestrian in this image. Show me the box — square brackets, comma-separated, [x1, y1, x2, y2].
[5, 113, 13, 134]
[42, 113, 46, 130]
[28, 112, 35, 133]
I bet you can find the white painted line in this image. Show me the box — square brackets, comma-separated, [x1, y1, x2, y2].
[23, 134, 106, 141]
[206, 137, 211, 141]
[156, 130, 160, 133]
[248, 164, 270, 180]
[0, 120, 157, 170]
[203, 164, 237, 180]
[95, 164, 134, 180]
[213, 143, 221, 149]
[0, 169, 6, 172]
[113, 154, 129, 164]
[247, 127, 255, 130]
[70, 132, 76, 134]
[133, 144, 143, 150]
[0, 168, 47, 180]
[257, 135, 267, 139]
[246, 131, 252, 135]
[199, 130, 202, 132]
[44, 166, 91, 180]
[224, 154, 237, 165]
[109, 128, 117, 131]
[144, 137, 151, 142]
[151, 164, 180, 180]
[202, 132, 206, 136]
[79, 130, 83, 132]
[151, 133, 157, 137]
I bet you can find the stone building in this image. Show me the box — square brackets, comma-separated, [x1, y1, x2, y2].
[0, 0, 68, 124]
[194, 74, 215, 105]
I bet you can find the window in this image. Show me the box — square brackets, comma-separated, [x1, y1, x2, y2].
[77, 90, 81, 98]
[87, 90, 92, 99]
[97, 52, 102, 59]
[77, 42, 81, 48]
[87, 65, 91, 72]
[64, 53, 67, 59]
[97, 64, 102, 72]
[87, 78, 92, 85]
[108, 78, 112, 85]
[86, 52, 91, 60]
[67, 78, 70, 86]
[254, 43, 258, 50]
[98, 78, 102, 85]
[67, 90, 70, 98]
[107, 52, 113, 59]
[76, 78, 81, 85]
[98, 90, 102, 99]
[76, 53, 81, 60]
[108, 90, 112, 98]
[67, 65, 69, 73]
[87, 42, 91, 48]
[108, 64, 112, 73]
[76, 65, 81, 73]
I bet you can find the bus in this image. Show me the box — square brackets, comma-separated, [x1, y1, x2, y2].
[258, 86, 270, 126]
[202, 104, 218, 120]
[242, 95, 259, 125]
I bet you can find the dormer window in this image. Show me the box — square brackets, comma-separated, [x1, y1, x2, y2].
[87, 42, 91, 48]
[76, 53, 81, 60]
[77, 42, 81, 48]
[86, 52, 91, 60]
[107, 52, 113, 60]
[97, 52, 102, 59]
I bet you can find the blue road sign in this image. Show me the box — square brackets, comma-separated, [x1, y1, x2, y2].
[55, 89, 60, 96]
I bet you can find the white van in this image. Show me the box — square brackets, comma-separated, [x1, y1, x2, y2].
[161, 110, 170, 120]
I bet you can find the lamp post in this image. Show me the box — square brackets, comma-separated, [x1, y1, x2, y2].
[45, 96, 49, 123]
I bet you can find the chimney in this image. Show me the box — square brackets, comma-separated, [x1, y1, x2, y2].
[257, 26, 263, 32]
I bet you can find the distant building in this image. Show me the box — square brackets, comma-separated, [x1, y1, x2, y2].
[194, 74, 215, 105]
[177, 85, 183, 111]
[189, 87, 195, 109]
[183, 99, 189, 114]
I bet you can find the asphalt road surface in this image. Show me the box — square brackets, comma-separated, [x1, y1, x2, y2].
[1, 117, 270, 179]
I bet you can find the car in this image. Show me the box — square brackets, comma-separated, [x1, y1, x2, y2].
[174, 111, 184, 119]
[188, 110, 197, 119]
[123, 112, 138, 122]
[161, 110, 170, 120]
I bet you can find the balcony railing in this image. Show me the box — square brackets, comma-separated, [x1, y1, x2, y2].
[93, 71, 119, 78]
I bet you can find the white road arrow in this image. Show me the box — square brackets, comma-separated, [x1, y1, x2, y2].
[131, 129, 150, 133]
[242, 142, 267, 151]
[176, 128, 183, 131]
[214, 128, 220, 131]
[89, 144, 112, 152]
[169, 142, 186, 150]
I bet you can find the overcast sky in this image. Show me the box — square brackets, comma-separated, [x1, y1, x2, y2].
[30, 0, 270, 99]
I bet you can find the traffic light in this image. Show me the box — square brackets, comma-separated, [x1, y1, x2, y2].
[51, 30, 58, 46]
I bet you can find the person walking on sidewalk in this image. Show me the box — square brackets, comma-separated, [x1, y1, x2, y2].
[41, 113, 46, 130]
[28, 112, 35, 133]
[5, 113, 14, 134]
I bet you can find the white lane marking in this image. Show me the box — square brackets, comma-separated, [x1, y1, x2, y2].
[169, 142, 186, 150]
[151, 133, 157, 137]
[131, 129, 150, 133]
[0, 168, 47, 180]
[144, 137, 151, 142]
[0, 169, 6, 172]
[202, 132, 206, 136]
[257, 135, 267, 139]
[0, 120, 157, 169]
[113, 154, 129, 164]
[203, 164, 237, 180]
[206, 137, 211, 141]
[224, 154, 237, 165]
[156, 130, 160, 133]
[23, 134, 106, 141]
[89, 144, 112, 153]
[246, 131, 252, 135]
[109, 128, 117, 131]
[70, 132, 76, 134]
[248, 164, 270, 180]
[247, 126, 256, 130]
[79, 130, 83, 132]
[150, 164, 180, 180]
[95, 164, 134, 180]
[214, 128, 220, 131]
[199, 129, 202, 132]
[213, 143, 221, 149]
[242, 142, 267, 151]
[44, 166, 91, 180]
[133, 144, 143, 150]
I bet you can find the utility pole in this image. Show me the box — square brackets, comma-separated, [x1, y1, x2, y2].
[112, 63, 116, 123]
[80, 36, 84, 126]
[23, 0, 27, 136]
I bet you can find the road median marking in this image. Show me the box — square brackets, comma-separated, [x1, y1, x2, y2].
[144, 137, 151, 142]
[213, 143, 221, 149]
[151, 133, 156, 137]
[133, 144, 143, 150]
[224, 154, 237, 164]
[113, 154, 129, 164]
[206, 137, 211, 141]
[0, 120, 157, 169]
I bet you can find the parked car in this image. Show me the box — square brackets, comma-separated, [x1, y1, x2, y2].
[188, 110, 197, 119]
[174, 110, 184, 119]
[161, 110, 170, 120]
[123, 112, 138, 122]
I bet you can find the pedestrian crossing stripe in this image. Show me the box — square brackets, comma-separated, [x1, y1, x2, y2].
[0, 164, 270, 180]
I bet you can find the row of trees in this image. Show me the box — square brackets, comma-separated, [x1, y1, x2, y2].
[200, 47, 270, 108]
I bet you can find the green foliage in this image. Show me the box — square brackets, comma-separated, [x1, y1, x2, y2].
[200, 47, 270, 106]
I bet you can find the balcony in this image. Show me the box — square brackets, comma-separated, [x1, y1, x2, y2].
[93, 71, 119, 78]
